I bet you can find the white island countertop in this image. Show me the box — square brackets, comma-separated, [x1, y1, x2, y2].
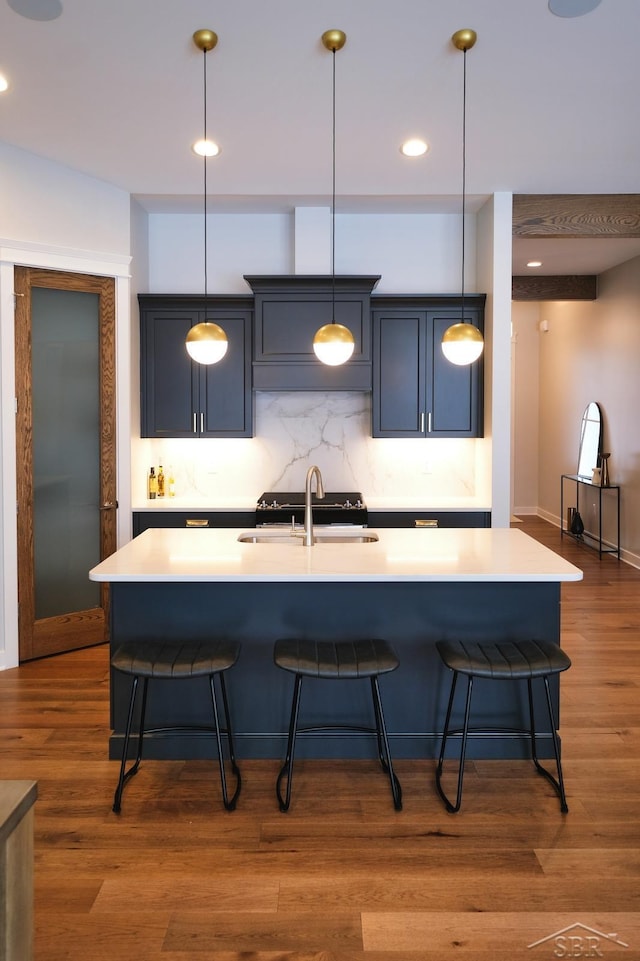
[90, 527, 583, 584]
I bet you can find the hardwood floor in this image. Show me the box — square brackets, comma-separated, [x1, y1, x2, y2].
[1, 516, 639, 960]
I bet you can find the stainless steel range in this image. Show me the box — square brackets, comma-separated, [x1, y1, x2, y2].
[255, 491, 367, 527]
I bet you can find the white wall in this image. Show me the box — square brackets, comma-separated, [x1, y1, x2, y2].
[477, 193, 513, 527]
[513, 255, 640, 566]
[511, 303, 541, 515]
[0, 144, 132, 669]
[0, 142, 131, 254]
[148, 210, 471, 295]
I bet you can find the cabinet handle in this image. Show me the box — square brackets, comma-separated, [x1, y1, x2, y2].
[420, 412, 425, 433]
[192, 413, 197, 434]
[427, 412, 432, 433]
[186, 518, 209, 528]
[200, 412, 204, 433]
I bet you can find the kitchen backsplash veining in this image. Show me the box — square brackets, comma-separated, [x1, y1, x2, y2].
[132, 391, 484, 507]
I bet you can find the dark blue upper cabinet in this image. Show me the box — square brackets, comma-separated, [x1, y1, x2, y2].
[372, 296, 485, 439]
[139, 295, 253, 438]
[245, 275, 380, 391]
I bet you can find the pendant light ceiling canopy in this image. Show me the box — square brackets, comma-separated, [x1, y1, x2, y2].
[441, 28, 484, 368]
[185, 28, 228, 366]
[312, 29, 355, 368]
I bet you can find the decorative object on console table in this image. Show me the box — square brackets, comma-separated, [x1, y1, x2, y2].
[570, 509, 584, 539]
[600, 452, 610, 487]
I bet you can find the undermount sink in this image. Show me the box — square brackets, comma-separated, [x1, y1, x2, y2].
[237, 529, 379, 545]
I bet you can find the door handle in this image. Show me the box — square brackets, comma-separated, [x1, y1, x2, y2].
[99, 501, 118, 511]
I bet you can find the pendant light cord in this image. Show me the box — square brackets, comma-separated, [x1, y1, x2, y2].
[460, 47, 467, 325]
[331, 46, 336, 324]
[203, 45, 209, 311]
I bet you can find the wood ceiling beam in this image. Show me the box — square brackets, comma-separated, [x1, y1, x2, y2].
[512, 275, 597, 302]
[513, 194, 640, 238]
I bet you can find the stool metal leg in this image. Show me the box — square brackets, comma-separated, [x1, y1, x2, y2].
[528, 677, 569, 813]
[370, 676, 403, 811]
[276, 674, 303, 813]
[209, 671, 242, 811]
[113, 675, 149, 814]
[435, 671, 473, 813]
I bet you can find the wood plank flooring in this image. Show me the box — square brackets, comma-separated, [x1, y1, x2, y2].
[1, 516, 639, 960]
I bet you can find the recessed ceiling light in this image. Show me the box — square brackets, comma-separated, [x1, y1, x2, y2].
[527, 260, 543, 268]
[400, 139, 428, 158]
[0, 75, 9, 93]
[192, 139, 220, 158]
[7, 0, 63, 21]
[548, 0, 602, 17]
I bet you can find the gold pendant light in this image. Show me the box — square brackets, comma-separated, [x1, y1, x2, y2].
[313, 29, 355, 367]
[185, 29, 228, 366]
[441, 28, 484, 367]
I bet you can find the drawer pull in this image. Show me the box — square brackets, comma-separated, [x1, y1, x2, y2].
[415, 519, 438, 528]
[185, 518, 209, 528]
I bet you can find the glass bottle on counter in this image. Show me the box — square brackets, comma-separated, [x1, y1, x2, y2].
[168, 466, 175, 498]
[157, 464, 165, 498]
[148, 466, 158, 500]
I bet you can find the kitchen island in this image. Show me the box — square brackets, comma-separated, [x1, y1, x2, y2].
[90, 527, 582, 761]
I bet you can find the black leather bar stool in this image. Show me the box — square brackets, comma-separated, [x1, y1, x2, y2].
[435, 638, 571, 813]
[111, 639, 241, 813]
[273, 638, 402, 812]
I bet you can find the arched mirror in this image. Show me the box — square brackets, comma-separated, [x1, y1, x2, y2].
[577, 402, 602, 479]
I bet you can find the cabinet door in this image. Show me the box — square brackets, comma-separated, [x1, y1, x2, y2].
[140, 309, 198, 437]
[428, 310, 482, 437]
[140, 302, 253, 439]
[372, 303, 483, 439]
[201, 310, 253, 437]
[372, 309, 426, 437]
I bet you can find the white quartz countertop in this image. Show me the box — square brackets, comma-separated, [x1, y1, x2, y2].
[90, 527, 583, 584]
[131, 497, 490, 512]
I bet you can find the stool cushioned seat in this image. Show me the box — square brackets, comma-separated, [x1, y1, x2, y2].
[111, 639, 241, 814]
[435, 638, 571, 814]
[273, 638, 402, 813]
[111, 639, 240, 679]
[274, 638, 399, 679]
[436, 638, 571, 681]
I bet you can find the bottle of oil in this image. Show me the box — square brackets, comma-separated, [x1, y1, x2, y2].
[168, 466, 175, 498]
[157, 464, 165, 498]
[148, 466, 158, 500]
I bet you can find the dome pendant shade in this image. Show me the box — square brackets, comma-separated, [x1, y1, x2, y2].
[313, 323, 355, 366]
[441, 322, 483, 366]
[185, 321, 228, 365]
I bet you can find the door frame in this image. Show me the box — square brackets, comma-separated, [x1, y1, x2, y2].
[0, 245, 132, 670]
[15, 268, 117, 661]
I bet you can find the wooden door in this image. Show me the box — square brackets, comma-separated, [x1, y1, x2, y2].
[15, 268, 117, 661]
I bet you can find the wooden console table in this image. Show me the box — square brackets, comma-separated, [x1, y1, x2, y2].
[560, 473, 621, 558]
[0, 781, 37, 961]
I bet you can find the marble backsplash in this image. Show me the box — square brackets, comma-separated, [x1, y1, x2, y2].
[133, 391, 483, 506]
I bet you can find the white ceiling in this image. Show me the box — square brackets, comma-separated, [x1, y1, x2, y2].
[1, 0, 639, 275]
